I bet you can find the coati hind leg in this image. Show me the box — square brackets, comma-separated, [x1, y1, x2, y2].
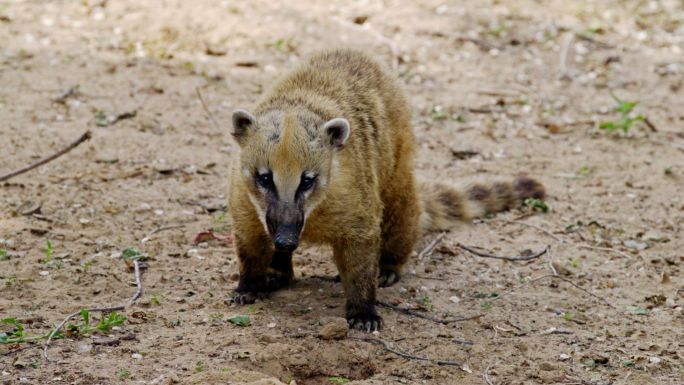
[378, 161, 421, 287]
[233, 230, 294, 304]
[332, 239, 382, 331]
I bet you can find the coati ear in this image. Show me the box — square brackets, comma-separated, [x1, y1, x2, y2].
[322, 118, 350, 150]
[231, 109, 257, 140]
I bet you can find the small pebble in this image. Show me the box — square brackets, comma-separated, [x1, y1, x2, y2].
[318, 317, 348, 340]
[131, 353, 143, 360]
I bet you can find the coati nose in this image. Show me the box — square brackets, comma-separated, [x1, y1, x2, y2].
[273, 234, 298, 252]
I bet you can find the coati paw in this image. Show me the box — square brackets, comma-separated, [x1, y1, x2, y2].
[232, 291, 263, 305]
[378, 269, 401, 287]
[236, 271, 293, 293]
[346, 303, 383, 332]
[347, 313, 383, 332]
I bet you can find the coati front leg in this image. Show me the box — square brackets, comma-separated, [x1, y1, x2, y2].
[332, 239, 382, 331]
[379, 163, 421, 287]
[233, 231, 294, 304]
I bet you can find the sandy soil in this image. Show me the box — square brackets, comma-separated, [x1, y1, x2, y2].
[1, 1, 683, 384]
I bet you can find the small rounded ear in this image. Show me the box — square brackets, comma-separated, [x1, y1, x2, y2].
[232, 109, 256, 139]
[323, 118, 350, 150]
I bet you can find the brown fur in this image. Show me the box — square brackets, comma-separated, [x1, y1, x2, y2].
[227, 49, 545, 331]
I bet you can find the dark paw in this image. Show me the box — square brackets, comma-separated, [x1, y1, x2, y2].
[236, 270, 293, 293]
[231, 291, 264, 305]
[378, 269, 401, 287]
[347, 301, 382, 332]
[347, 312, 383, 332]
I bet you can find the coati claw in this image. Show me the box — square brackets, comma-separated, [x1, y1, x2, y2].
[378, 270, 400, 287]
[347, 315, 382, 332]
[232, 292, 262, 305]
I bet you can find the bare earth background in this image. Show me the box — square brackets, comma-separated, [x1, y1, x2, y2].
[1, 1, 683, 384]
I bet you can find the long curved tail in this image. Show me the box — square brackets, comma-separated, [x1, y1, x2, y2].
[419, 176, 546, 232]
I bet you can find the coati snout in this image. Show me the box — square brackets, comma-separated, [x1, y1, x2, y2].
[265, 199, 304, 252]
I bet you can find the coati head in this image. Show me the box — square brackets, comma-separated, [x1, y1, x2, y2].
[231, 108, 350, 252]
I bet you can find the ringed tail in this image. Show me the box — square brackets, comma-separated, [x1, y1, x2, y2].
[419, 176, 546, 232]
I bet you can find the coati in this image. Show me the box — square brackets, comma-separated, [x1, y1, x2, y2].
[227, 49, 544, 331]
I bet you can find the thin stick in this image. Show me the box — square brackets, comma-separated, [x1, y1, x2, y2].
[43, 260, 142, 361]
[547, 247, 559, 276]
[0, 131, 92, 182]
[457, 244, 548, 261]
[2, 344, 43, 356]
[378, 300, 482, 324]
[142, 224, 185, 242]
[417, 232, 446, 259]
[559, 33, 574, 80]
[493, 219, 564, 242]
[578, 244, 632, 259]
[483, 361, 499, 385]
[351, 336, 462, 366]
[493, 274, 614, 308]
[195, 87, 221, 131]
[491, 219, 634, 260]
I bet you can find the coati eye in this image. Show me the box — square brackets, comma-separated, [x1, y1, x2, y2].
[256, 171, 274, 190]
[299, 173, 316, 191]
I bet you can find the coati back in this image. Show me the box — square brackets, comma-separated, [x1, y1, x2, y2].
[227, 49, 544, 331]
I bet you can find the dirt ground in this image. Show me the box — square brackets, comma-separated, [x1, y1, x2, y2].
[1, 0, 683, 384]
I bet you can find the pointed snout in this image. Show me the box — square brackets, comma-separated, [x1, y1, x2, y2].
[266, 202, 304, 253]
[273, 226, 300, 252]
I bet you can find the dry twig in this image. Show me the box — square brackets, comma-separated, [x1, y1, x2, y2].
[457, 244, 549, 261]
[0, 131, 92, 183]
[559, 33, 575, 80]
[578, 244, 632, 260]
[377, 300, 482, 324]
[351, 336, 462, 366]
[483, 361, 499, 385]
[493, 219, 564, 242]
[417, 232, 446, 259]
[195, 87, 221, 131]
[493, 274, 614, 308]
[142, 224, 185, 243]
[43, 260, 143, 361]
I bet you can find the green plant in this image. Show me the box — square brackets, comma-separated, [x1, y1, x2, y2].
[562, 312, 574, 321]
[599, 93, 645, 133]
[430, 106, 447, 121]
[118, 368, 130, 379]
[626, 305, 649, 315]
[94, 110, 109, 127]
[227, 315, 250, 327]
[212, 211, 228, 232]
[418, 295, 434, 311]
[195, 361, 205, 373]
[329, 377, 351, 384]
[122, 247, 147, 261]
[524, 198, 549, 213]
[0, 249, 8, 261]
[0, 318, 50, 344]
[43, 239, 53, 262]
